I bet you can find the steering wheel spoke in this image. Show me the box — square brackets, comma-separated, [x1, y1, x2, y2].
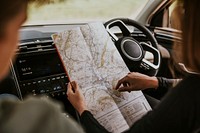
[140, 42, 160, 70]
[141, 59, 159, 71]
[106, 20, 131, 41]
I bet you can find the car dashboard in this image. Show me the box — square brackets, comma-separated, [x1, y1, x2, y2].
[0, 23, 174, 121]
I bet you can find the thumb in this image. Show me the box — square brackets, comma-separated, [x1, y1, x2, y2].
[71, 81, 79, 92]
[67, 83, 74, 95]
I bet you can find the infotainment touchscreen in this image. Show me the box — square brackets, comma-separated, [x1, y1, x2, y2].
[15, 51, 65, 81]
[12, 44, 78, 122]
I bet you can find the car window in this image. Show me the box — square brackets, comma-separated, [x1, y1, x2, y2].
[168, 1, 183, 30]
[151, 0, 184, 30]
[26, 0, 149, 25]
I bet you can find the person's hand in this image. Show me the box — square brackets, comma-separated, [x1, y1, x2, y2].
[67, 81, 88, 115]
[115, 72, 158, 92]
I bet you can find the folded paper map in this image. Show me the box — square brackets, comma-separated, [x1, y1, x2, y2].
[52, 22, 151, 133]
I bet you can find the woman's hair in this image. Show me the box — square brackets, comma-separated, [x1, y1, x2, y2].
[0, 0, 28, 37]
[0, 0, 62, 37]
[172, 0, 200, 73]
[181, 0, 200, 72]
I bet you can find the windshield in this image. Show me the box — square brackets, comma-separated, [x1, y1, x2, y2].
[26, 0, 149, 25]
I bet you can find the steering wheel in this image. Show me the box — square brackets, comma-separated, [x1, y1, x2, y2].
[104, 18, 161, 76]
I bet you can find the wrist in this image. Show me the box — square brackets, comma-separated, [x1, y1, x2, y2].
[77, 104, 88, 115]
[150, 77, 159, 89]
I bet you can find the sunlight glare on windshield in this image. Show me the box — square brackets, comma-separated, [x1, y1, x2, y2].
[27, 0, 148, 25]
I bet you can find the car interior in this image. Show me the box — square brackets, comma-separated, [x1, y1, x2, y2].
[0, 0, 184, 122]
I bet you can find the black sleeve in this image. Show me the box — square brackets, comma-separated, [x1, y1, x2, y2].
[125, 76, 199, 133]
[80, 111, 110, 133]
[157, 77, 181, 89]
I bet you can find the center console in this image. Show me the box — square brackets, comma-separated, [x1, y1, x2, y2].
[11, 40, 79, 121]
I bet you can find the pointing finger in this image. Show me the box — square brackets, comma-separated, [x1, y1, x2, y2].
[115, 76, 127, 90]
[118, 86, 132, 92]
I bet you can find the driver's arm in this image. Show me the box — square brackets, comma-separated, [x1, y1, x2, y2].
[157, 77, 182, 89]
[115, 72, 182, 92]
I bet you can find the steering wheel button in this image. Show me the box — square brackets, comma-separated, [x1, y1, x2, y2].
[53, 87, 57, 91]
[57, 86, 62, 90]
[40, 90, 45, 93]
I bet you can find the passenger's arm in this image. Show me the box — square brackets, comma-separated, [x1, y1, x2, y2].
[80, 111, 109, 133]
[67, 81, 109, 133]
[67, 81, 87, 115]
